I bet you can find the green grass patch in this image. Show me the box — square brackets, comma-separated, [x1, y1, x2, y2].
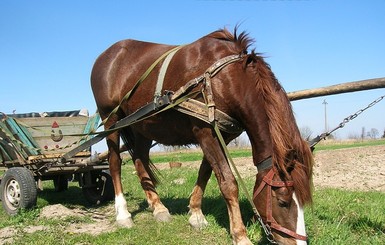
[306, 188, 385, 244]
[1, 164, 384, 244]
[314, 138, 385, 151]
[1, 142, 385, 244]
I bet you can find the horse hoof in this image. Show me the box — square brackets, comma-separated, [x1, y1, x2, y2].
[189, 214, 208, 229]
[154, 211, 172, 222]
[116, 218, 134, 228]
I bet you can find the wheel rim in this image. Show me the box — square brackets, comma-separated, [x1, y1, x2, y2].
[5, 179, 21, 210]
[91, 175, 107, 196]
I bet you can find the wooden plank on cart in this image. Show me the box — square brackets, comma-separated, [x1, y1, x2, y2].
[16, 116, 90, 155]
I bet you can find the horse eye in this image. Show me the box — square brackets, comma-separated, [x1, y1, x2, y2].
[278, 199, 289, 208]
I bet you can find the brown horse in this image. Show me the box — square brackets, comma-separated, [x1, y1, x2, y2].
[91, 28, 313, 245]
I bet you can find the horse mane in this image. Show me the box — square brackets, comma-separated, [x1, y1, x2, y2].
[252, 49, 314, 206]
[260, 70, 314, 205]
[209, 27, 314, 205]
[207, 27, 254, 55]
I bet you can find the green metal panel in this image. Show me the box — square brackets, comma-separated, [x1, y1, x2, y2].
[0, 120, 28, 160]
[80, 113, 101, 145]
[5, 117, 40, 155]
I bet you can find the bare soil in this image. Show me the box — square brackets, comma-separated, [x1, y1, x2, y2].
[312, 144, 385, 192]
[1, 145, 384, 242]
[158, 144, 385, 192]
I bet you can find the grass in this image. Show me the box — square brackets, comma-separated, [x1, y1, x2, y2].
[314, 138, 385, 151]
[143, 139, 385, 165]
[1, 141, 385, 244]
[307, 189, 385, 244]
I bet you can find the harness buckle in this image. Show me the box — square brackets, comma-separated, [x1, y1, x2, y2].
[154, 93, 171, 109]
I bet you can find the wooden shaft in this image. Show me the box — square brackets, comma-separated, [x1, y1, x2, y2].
[287, 77, 385, 101]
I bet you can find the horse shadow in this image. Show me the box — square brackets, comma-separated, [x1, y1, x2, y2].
[37, 185, 108, 208]
[38, 184, 270, 244]
[132, 195, 271, 244]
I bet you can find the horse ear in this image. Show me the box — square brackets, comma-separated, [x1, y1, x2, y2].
[244, 54, 257, 67]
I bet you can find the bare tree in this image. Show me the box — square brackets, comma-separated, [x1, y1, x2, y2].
[347, 132, 360, 140]
[299, 126, 313, 140]
[367, 128, 379, 139]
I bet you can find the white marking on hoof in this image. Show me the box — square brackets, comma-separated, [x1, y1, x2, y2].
[115, 194, 132, 221]
[188, 210, 208, 229]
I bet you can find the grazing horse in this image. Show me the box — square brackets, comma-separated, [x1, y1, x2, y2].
[91, 28, 313, 245]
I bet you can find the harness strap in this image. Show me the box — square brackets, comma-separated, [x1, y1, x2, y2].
[174, 98, 243, 134]
[154, 46, 183, 100]
[203, 54, 243, 123]
[270, 222, 308, 241]
[61, 89, 201, 162]
[257, 157, 273, 172]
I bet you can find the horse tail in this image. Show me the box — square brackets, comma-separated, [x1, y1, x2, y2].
[120, 127, 160, 186]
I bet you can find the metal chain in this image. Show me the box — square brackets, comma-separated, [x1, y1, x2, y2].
[309, 94, 385, 147]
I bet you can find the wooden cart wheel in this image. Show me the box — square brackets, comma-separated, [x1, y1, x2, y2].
[0, 167, 37, 215]
[82, 171, 114, 205]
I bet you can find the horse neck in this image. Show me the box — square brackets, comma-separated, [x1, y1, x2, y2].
[237, 92, 274, 166]
[228, 59, 290, 170]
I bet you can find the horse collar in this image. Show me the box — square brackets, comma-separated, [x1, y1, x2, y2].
[257, 156, 273, 172]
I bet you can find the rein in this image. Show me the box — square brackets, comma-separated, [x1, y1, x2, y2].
[253, 167, 308, 241]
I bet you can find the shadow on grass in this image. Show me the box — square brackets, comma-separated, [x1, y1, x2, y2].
[37, 181, 270, 243]
[350, 217, 385, 233]
[37, 185, 111, 209]
[132, 195, 270, 244]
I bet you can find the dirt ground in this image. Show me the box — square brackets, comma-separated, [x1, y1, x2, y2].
[1, 145, 384, 242]
[165, 144, 385, 192]
[312, 144, 385, 192]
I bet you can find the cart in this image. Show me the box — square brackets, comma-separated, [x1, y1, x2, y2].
[0, 109, 114, 215]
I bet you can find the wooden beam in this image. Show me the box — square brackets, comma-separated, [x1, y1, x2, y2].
[287, 77, 385, 101]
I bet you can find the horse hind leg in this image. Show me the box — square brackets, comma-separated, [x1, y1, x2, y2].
[124, 130, 172, 223]
[188, 157, 211, 229]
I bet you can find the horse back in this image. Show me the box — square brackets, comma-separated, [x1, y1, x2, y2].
[91, 39, 176, 115]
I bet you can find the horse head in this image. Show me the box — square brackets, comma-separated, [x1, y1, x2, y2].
[223, 49, 314, 244]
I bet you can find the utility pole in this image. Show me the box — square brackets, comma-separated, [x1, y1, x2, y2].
[322, 99, 328, 133]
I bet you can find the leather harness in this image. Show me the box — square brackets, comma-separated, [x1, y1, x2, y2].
[254, 158, 308, 241]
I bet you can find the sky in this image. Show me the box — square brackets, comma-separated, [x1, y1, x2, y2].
[1, 0, 385, 152]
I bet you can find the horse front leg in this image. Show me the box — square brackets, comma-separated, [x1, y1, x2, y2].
[106, 131, 134, 228]
[193, 126, 252, 245]
[188, 157, 211, 229]
[132, 135, 172, 222]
